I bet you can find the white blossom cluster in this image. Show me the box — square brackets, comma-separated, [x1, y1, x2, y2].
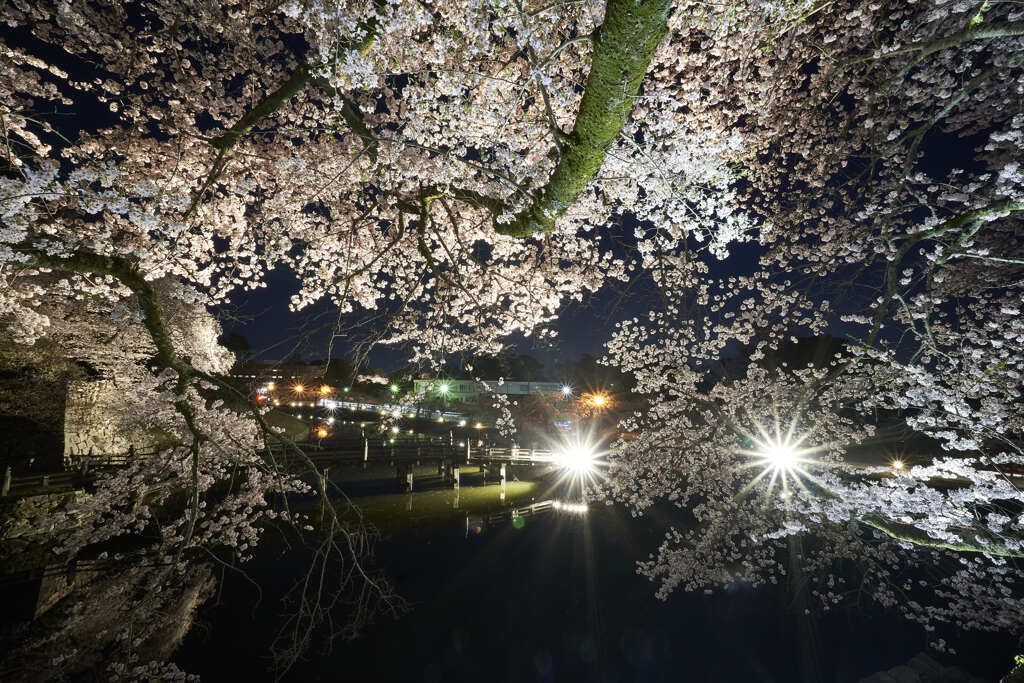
[2, 0, 1023, 662]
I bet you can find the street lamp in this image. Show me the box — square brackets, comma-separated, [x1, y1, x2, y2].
[390, 384, 400, 394]
[438, 382, 450, 394]
[561, 385, 572, 396]
[320, 384, 332, 395]
[738, 425, 821, 496]
[763, 441, 799, 471]
[555, 443, 596, 474]
[294, 384, 304, 394]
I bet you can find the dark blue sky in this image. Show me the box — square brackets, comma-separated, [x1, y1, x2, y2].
[226, 265, 631, 372]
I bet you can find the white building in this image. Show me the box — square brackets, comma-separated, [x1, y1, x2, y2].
[412, 379, 567, 403]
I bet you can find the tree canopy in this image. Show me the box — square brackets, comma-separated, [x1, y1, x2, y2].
[2, 0, 1023, 675]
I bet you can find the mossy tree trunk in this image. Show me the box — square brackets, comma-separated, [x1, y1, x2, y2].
[496, 0, 674, 237]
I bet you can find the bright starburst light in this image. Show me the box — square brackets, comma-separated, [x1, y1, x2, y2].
[548, 430, 607, 498]
[736, 415, 826, 497]
[556, 443, 596, 474]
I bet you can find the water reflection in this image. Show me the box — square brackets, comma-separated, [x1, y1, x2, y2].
[336, 481, 541, 533]
[328, 465, 589, 536]
[172, 469, 1017, 683]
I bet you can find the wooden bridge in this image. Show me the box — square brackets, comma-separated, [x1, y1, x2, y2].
[275, 439, 560, 492]
[273, 439, 557, 467]
[1, 441, 561, 498]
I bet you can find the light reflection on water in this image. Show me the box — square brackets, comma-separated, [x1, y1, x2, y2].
[336, 482, 549, 532]
[322, 462, 583, 534]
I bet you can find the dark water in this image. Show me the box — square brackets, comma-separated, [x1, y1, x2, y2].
[175, 473, 1017, 682]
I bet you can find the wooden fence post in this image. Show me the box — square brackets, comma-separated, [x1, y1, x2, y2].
[396, 462, 413, 493]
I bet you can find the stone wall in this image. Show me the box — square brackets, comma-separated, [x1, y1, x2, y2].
[63, 380, 156, 457]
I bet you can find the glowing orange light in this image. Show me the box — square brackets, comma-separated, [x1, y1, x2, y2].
[317, 427, 328, 438]
[320, 385, 331, 395]
[294, 384, 304, 393]
[591, 394, 607, 407]
[892, 459, 904, 471]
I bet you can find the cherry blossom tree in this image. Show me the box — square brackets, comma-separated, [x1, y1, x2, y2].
[1, 0, 1023, 672]
[602, 0, 1024, 647]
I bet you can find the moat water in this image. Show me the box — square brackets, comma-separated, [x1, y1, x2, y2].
[174, 466, 1017, 682]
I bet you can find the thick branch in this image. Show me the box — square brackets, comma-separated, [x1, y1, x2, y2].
[496, 0, 673, 237]
[209, 66, 317, 152]
[16, 247, 186, 372]
[885, 20, 1024, 61]
[863, 514, 1024, 558]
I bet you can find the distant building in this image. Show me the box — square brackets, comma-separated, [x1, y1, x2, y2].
[412, 379, 565, 403]
[229, 362, 321, 388]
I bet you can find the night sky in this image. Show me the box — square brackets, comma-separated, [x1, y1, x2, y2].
[226, 231, 790, 373]
[226, 264, 615, 370]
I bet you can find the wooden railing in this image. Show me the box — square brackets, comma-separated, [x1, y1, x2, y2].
[1, 441, 559, 498]
[469, 447, 556, 464]
[65, 446, 159, 470]
[2, 470, 77, 497]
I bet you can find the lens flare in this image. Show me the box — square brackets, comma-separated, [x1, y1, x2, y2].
[556, 444, 596, 473]
[736, 415, 827, 497]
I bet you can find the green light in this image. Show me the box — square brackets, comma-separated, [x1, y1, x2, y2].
[343, 386, 349, 392]
[438, 383, 450, 394]
[390, 384, 399, 393]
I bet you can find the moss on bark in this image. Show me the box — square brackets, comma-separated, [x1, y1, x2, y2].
[496, 0, 673, 237]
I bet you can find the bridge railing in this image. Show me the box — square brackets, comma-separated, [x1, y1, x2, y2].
[2, 441, 559, 498]
[469, 447, 556, 464]
[64, 446, 160, 471]
[2, 471, 77, 497]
